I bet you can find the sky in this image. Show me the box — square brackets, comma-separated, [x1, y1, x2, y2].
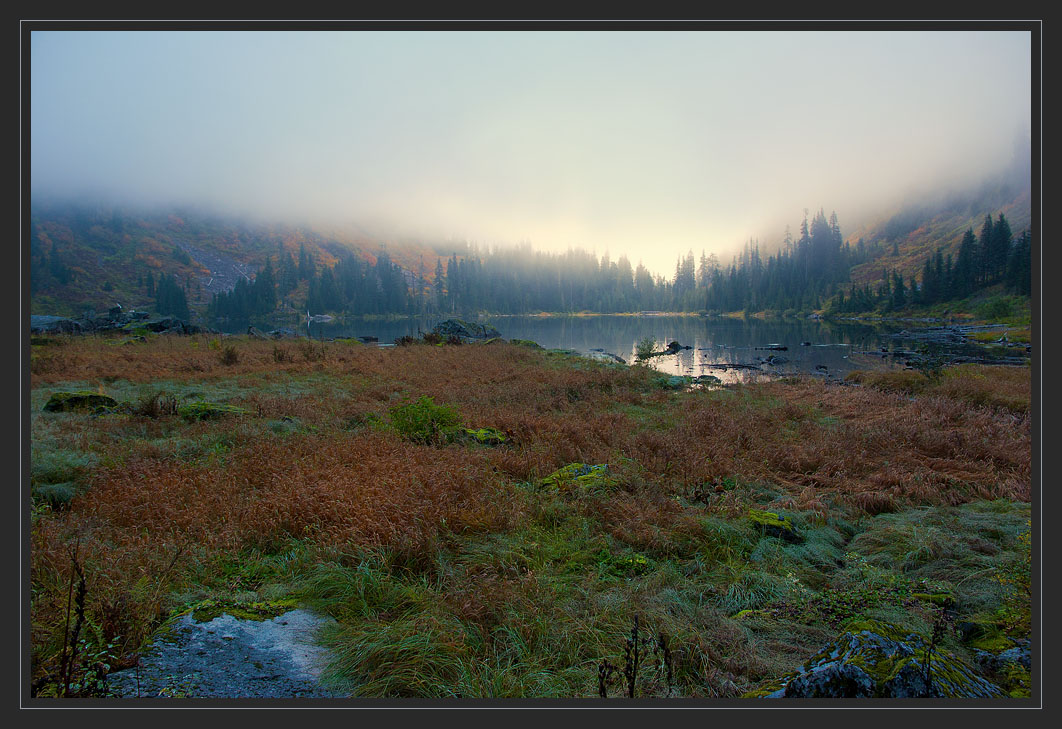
[30, 29, 1032, 276]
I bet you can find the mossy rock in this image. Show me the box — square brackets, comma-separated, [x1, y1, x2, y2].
[911, 592, 953, 606]
[745, 619, 1004, 698]
[747, 508, 803, 543]
[541, 463, 618, 494]
[510, 338, 543, 349]
[177, 401, 251, 421]
[452, 427, 509, 446]
[43, 391, 119, 413]
[184, 597, 300, 623]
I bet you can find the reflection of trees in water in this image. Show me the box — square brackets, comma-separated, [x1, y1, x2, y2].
[212, 314, 954, 377]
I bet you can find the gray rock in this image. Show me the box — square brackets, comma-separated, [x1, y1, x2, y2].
[30, 315, 83, 334]
[975, 641, 1031, 673]
[431, 319, 501, 341]
[107, 609, 343, 699]
[751, 620, 1004, 699]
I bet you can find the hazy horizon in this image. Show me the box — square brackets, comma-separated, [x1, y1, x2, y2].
[30, 29, 1032, 277]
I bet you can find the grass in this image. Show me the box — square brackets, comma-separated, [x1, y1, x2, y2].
[28, 334, 1032, 698]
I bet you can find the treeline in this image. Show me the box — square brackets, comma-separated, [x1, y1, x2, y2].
[827, 213, 1031, 313]
[201, 209, 1031, 320]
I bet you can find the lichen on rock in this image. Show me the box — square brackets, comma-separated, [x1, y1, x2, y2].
[455, 427, 508, 446]
[746, 619, 1004, 698]
[541, 463, 617, 494]
[747, 508, 803, 543]
[43, 391, 119, 413]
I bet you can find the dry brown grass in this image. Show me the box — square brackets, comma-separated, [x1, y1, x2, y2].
[29, 335, 1032, 694]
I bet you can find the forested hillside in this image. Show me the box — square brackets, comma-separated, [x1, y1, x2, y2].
[29, 167, 1031, 321]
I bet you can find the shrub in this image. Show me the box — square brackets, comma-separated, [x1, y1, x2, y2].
[635, 336, 657, 362]
[388, 396, 462, 445]
[219, 345, 239, 366]
[133, 391, 179, 418]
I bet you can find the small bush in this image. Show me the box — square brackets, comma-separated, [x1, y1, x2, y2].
[422, 332, 443, 345]
[299, 341, 325, 362]
[388, 396, 462, 445]
[219, 345, 239, 366]
[133, 391, 179, 418]
[394, 335, 417, 347]
[635, 336, 657, 362]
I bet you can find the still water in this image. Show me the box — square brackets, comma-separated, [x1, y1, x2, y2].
[220, 314, 997, 383]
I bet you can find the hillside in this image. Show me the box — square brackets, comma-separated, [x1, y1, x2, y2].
[28, 202, 454, 318]
[844, 172, 1031, 288]
[28, 167, 1032, 321]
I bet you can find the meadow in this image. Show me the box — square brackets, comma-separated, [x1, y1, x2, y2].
[28, 333, 1032, 698]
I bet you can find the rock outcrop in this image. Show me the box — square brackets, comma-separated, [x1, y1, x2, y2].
[746, 620, 1004, 699]
[431, 319, 501, 342]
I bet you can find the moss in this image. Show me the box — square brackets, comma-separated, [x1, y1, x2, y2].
[187, 597, 300, 623]
[911, 592, 953, 605]
[510, 339, 543, 349]
[758, 619, 1004, 698]
[541, 463, 618, 494]
[969, 634, 1013, 653]
[456, 427, 508, 446]
[747, 508, 803, 543]
[177, 401, 251, 421]
[42, 390, 118, 413]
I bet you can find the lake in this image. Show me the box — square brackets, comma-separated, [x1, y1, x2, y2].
[218, 314, 1010, 383]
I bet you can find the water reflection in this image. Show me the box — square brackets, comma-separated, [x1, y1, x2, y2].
[213, 314, 996, 382]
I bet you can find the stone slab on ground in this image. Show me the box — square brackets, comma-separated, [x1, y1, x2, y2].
[108, 608, 344, 699]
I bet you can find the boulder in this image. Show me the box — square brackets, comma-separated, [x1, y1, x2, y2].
[431, 319, 501, 341]
[30, 315, 83, 335]
[541, 463, 617, 494]
[143, 317, 204, 335]
[747, 620, 1004, 698]
[509, 339, 544, 349]
[43, 391, 118, 413]
[269, 328, 297, 339]
[453, 427, 509, 446]
[747, 508, 803, 543]
[975, 640, 1031, 673]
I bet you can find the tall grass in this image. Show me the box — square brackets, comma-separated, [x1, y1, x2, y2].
[29, 336, 1032, 697]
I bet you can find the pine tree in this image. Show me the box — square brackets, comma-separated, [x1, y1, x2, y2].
[991, 213, 1013, 285]
[978, 215, 994, 286]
